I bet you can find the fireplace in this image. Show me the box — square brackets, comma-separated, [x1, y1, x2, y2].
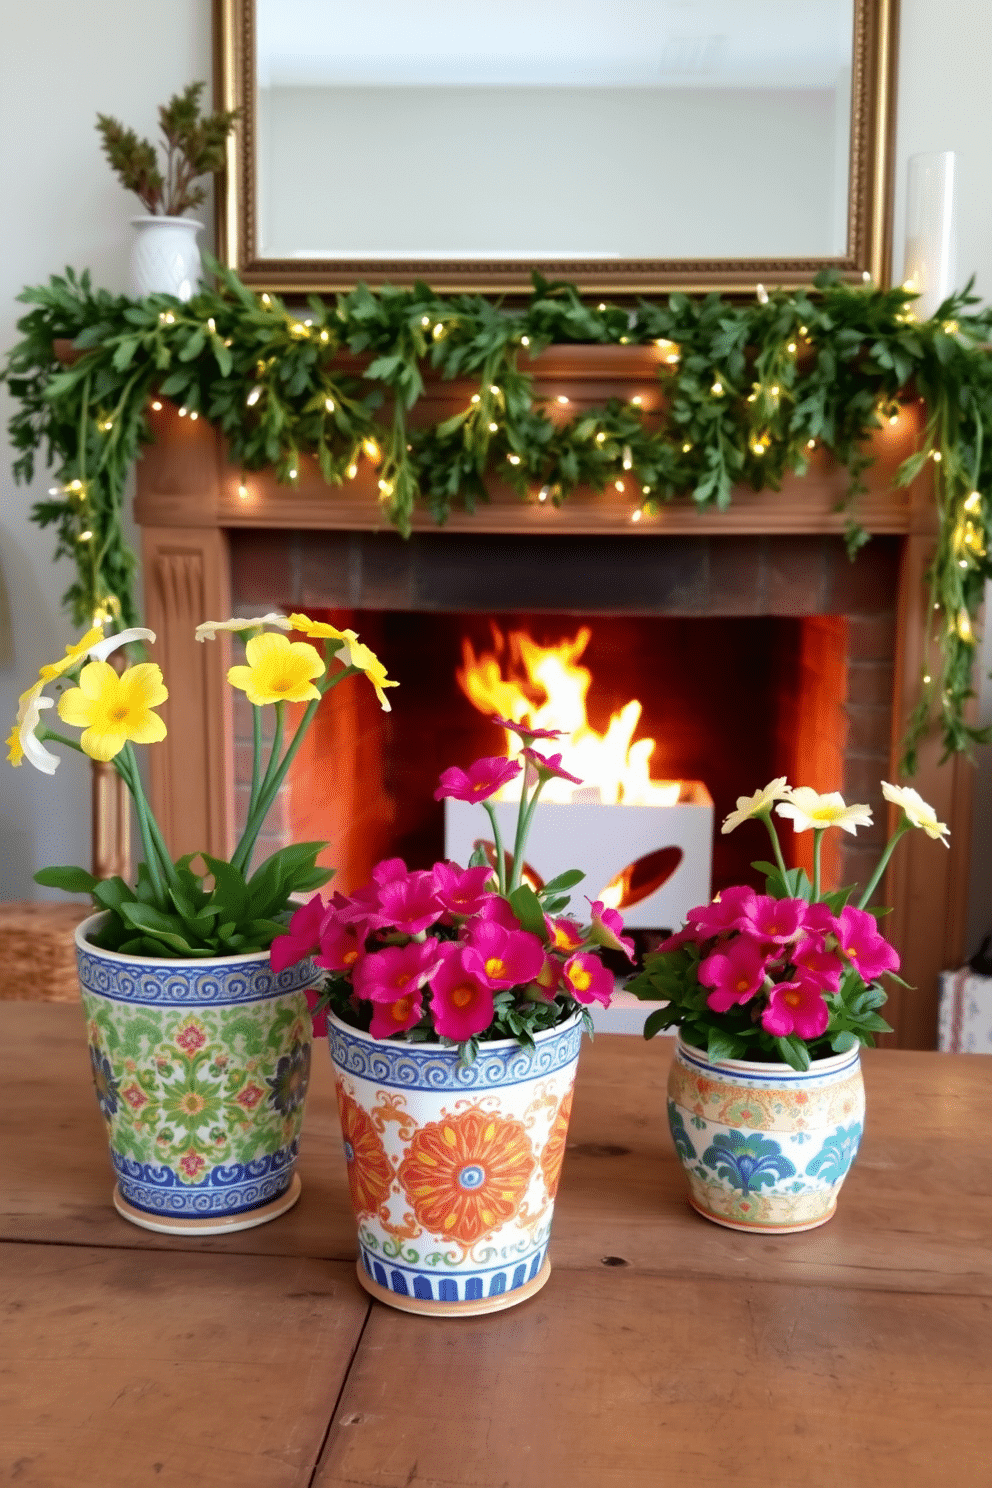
[134, 347, 974, 1048]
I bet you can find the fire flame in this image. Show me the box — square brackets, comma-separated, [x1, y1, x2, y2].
[457, 626, 681, 806]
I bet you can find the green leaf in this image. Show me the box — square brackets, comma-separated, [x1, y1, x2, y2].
[508, 884, 549, 940]
[830, 1030, 859, 1053]
[776, 1035, 812, 1072]
[642, 1006, 672, 1040]
[707, 1027, 748, 1062]
[540, 869, 586, 896]
[33, 865, 98, 893]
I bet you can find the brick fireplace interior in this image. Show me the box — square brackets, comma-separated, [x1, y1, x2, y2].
[229, 529, 900, 909]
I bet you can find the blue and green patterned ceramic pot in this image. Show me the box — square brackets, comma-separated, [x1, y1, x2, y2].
[667, 1033, 865, 1232]
[75, 913, 321, 1234]
[328, 1011, 583, 1316]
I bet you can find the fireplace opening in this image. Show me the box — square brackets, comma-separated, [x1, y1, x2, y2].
[237, 608, 852, 930]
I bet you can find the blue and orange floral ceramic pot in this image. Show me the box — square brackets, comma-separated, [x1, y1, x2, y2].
[328, 1011, 583, 1316]
[667, 1033, 865, 1232]
[75, 913, 321, 1234]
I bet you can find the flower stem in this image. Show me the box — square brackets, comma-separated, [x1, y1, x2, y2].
[812, 829, 824, 900]
[115, 744, 167, 904]
[759, 808, 789, 880]
[509, 775, 547, 893]
[857, 819, 910, 910]
[250, 704, 263, 817]
[483, 801, 507, 895]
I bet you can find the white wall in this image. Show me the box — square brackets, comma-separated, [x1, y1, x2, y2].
[0, 0, 212, 898]
[1, 0, 991, 938]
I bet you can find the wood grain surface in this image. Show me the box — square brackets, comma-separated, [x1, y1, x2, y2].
[312, 1268, 992, 1488]
[2, 1001, 990, 1488]
[0, 1244, 368, 1488]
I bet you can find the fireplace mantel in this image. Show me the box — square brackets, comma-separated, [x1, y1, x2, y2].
[134, 347, 971, 1049]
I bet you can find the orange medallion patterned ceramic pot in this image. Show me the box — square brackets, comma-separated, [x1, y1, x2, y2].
[667, 1033, 865, 1233]
[328, 1011, 583, 1315]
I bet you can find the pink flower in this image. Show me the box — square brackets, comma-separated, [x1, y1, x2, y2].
[304, 985, 328, 1039]
[520, 748, 583, 785]
[739, 895, 810, 946]
[700, 935, 771, 1011]
[490, 713, 565, 741]
[761, 977, 830, 1039]
[561, 952, 614, 1008]
[790, 933, 843, 992]
[434, 756, 522, 803]
[369, 988, 424, 1039]
[469, 894, 523, 932]
[586, 899, 635, 962]
[314, 922, 363, 974]
[428, 946, 495, 1039]
[656, 925, 702, 953]
[376, 870, 444, 934]
[803, 901, 839, 937]
[834, 906, 900, 983]
[462, 921, 545, 989]
[270, 895, 326, 974]
[686, 885, 758, 940]
[353, 940, 443, 1005]
[533, 953, 563, 999]
[432, 862, 496, 918]
[546, 916, 585, 954]
[372, 857, 409, 885]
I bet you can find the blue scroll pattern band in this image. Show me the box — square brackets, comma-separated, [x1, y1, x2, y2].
[328, 1014, 582, 1092]
[76, 939, 319, 1007]
[112, 1143, 298, 1217]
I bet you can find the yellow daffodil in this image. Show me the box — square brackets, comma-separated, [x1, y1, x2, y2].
[720, 777, 790, 834]
[881, 781, 950, 846]
[6, 682, 58, 773]
[287, 613, 399, 711]
[58, 661, 169, 762]
[38, 627, 103, 682]
[37, 625, 154, 682]
[286, 611, 349, 641]
[337, 636, 399, 712]
[776, 788, 873, 835]
[227, 632, 325, 706]
[195, 614, 291, 642]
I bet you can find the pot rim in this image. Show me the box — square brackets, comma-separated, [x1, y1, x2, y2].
[130, 215, 204, 229]
[327, 1006, 583, 1055]
[75, 910, 276, 969]
[675, 1029, 860, 1077]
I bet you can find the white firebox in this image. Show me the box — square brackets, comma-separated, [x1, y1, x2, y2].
[444, 782, 713, 1033]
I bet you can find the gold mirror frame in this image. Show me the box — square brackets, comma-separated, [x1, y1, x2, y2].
[215, 0, 898, 295]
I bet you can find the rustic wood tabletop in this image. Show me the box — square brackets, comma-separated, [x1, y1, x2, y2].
[1, 1001, 990, 1488]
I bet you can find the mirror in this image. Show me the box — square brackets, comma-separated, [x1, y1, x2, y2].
[217, 0, 897, 293]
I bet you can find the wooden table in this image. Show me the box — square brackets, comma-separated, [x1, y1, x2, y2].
[1, 1002, 990, 1487]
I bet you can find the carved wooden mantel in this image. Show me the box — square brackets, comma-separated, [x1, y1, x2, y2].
[134, 346, 972, 1048]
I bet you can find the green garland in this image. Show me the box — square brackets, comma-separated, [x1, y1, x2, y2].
[3, 258, 992, 772]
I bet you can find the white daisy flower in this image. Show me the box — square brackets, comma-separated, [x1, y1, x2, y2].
[775, 787, 873, 835]
[720, 777, 790, 834]
[881, 782, 950, 846]
[195, 614, 292, 642]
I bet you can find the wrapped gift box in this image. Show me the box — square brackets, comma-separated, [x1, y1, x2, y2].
[938, 968, 992, 1053]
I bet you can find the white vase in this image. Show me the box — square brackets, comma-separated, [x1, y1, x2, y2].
[130, 216, 203, 300]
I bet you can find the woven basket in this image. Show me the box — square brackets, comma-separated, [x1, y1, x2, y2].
[0, 902, 89, 1002]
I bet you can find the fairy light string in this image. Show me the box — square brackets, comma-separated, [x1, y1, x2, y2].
[3, 260, 992, 769]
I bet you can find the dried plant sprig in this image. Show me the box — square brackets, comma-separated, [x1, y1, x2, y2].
[96, 82, 239, 217]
